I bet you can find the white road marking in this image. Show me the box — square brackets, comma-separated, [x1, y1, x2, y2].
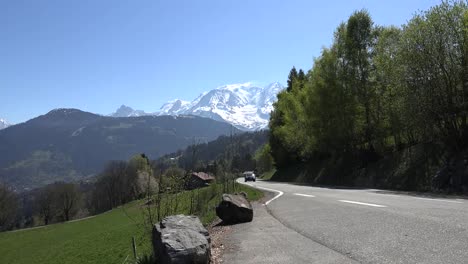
[339, 200, 387, 208]
[256, 185, 284, 205]
[369, 192, 464, 204]
[413, 197, 463, 204]
[238, 179, 284, 205]
[293, 193, 316, 198]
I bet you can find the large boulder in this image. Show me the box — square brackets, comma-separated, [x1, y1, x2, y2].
[216, 193, 253, 224]
[153, 215, 211, 264]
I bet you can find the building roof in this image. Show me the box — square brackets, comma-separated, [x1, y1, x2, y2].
[192, 172, 215, 181]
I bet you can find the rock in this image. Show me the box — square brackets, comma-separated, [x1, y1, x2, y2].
[153, 215, 211, 264]
[216, 193, 253, 224]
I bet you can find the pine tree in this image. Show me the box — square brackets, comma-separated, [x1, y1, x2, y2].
[297, 69, 306, 89]
[286, 67, 298, 92]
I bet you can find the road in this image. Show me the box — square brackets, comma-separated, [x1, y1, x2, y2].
[223, 179, 468, 264]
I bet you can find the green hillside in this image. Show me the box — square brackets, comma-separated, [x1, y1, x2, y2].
[0, 183, 263, 264]
[0, 109, 240, 190]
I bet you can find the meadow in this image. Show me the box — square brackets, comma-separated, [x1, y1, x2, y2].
[0, 182, 263, 264]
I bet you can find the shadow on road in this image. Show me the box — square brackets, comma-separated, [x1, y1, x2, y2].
[259, 179, 468, 201]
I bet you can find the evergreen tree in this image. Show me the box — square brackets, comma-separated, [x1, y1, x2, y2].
[286, 67, 298, 92]
[297, 69, 306, 89]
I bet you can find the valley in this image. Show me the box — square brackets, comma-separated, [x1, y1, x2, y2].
[0, 109, 240, 190]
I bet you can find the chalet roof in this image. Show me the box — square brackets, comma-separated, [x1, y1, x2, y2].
[191, 172, 215, 181]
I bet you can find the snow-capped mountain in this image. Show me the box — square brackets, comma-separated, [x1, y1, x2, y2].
[158, 99, 191, 115]
[111, 105, 148, 117]
[177, 82, 284, 130]
[0, 118, 11, 130]
[110, 82, 285, 130]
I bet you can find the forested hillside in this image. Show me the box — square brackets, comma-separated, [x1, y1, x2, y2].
[158, 130, 269, 173]
[269, 1, 468, 192]
[0, 109, 239, 190]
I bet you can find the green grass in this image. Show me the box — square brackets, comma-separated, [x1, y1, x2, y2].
[0, 201, 149, 264]
[0, 182, 263, 264]
[238, 182, 264, 201]
[260, 169, 276, 180]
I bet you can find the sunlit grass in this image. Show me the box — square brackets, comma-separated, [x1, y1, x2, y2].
[260, 169, 276, 180]
[0, 183, 263, 264]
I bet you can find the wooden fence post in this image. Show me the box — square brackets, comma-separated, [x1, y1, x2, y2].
[132, 236, 137, 261]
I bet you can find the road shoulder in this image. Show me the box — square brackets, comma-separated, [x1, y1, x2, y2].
[220, 202, 358, 264]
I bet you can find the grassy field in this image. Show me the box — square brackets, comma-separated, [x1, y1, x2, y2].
[0, 182, 263, 264]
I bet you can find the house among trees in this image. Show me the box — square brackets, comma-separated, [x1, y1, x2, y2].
[186, 172, 215, 190]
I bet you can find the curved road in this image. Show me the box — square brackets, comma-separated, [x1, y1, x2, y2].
[223, 179, 468, 264]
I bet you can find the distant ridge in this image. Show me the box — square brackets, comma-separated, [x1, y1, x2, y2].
[0, 108, 240, 190]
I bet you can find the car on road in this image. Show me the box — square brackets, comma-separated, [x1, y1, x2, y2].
[243, 171, 256, 182]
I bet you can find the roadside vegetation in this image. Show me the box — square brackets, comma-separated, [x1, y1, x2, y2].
[0, 125, 266, 263]
[0, 182, 262, 264]
[0, 130, 268, 232]
[268, 0, 468, 193]
[260, 169, 276, 181]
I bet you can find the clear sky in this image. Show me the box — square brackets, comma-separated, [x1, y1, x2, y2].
[1, 0, 441, 123]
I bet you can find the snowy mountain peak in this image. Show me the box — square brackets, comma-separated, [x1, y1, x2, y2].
[167, 82, 285, 130]
[109, 82, 285, 131]
[111, 105, 147, 117]
[117, 104, 133, 112]
[158, 99, 190, 115]
[0, 118, 11, 130]
[216, 82, 253, 91]
[265, 81, 282, 89]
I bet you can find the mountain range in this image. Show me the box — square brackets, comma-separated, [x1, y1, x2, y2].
[0, 109, 239, 191]
[111, 82, 284, 131]
[0, 82, 282, 190]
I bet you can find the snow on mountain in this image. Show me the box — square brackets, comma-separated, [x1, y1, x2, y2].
[110, 82, 285, 131]
[175, 82, 284, 130]
[110, 105, 148, 117]
[157, 99, 190, 115]
[257, 82, 284, 118]
[0, 118, 11, 130]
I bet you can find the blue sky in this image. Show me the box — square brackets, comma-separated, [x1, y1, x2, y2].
[1, 0, 441, 123]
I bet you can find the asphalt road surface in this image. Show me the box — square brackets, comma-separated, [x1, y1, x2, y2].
[223, 179, 468, 264]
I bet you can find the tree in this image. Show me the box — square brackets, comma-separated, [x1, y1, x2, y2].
[36, 185, 56, 225]
[399, 1, 468, 148]
[55, 183, 81, 222]
[267, 1, 468, 189]
[269, 90, 300, 168]
[345, 10, 377, 149]
[305, 47, 356, 154]
[92, 161, 128, 212]
[373, 26, 404, 148]
[128, 154, 155, 199]
[286, 66, 298, 92]
[254, 144, 274, 174]
[0, 184, 17, 231]
[297, 69, 306, 89]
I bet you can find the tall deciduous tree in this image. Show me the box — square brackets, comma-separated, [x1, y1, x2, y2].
[36, 185, 56, 225]
[55, 183, 81, 221]
[345, 10, 377, 149]
[268, 1, 468, 188]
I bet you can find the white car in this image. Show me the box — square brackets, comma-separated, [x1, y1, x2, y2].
[243, 171, 256, 182]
